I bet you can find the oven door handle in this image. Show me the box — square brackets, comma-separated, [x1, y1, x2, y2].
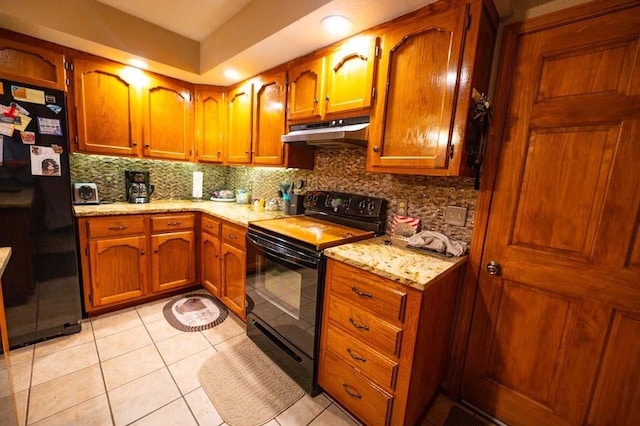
[247, 234, 319, 269]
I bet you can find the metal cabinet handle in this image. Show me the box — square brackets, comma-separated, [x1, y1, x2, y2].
[313, 98, 319, 104]
[144, 144, 150, 148]
[372, 146, 379, 153]
[108, 225, 128, 231]
[229, 234, 237, 239]
[132, 141, 138, 147]
[153, 248, 159, 254]
[349, 318, 369, 331]
[167, 221, 182, 226]
[487, 260, 502, 276]
[351, 287, 372, 298]
[342, 384, 362, 399]
[346, 348, 367, 362]
[140, 250, 145, 255]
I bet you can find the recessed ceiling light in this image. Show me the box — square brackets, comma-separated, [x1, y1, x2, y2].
[128, 58, 148, 69]
[320, 15, 353, 36]
[224, 69, 242, 80]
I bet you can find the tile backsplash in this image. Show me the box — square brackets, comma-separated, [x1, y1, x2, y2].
[71, 148, 478, 243]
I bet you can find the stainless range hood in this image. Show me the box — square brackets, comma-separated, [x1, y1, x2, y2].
[281, 116, 369, 148]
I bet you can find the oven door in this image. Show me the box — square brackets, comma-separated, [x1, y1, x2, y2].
[245, 230, 321, 359]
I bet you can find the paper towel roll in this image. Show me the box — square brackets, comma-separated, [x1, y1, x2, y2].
[192, 171, 203, 199]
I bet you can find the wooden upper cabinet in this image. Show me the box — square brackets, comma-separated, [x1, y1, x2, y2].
[144, 77, 194, 161]
[74, 57, 142, 156]
[367, 0, 496, 176]
[287, 56, 325, 121]
[0, 36, 66, 90]
[227, 82, 253, 164]
[252, 70, 286, 165]
[325, 34, 379, 115]
[195, 86, 226, 163]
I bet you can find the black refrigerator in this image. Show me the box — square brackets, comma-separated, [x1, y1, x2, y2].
[0, 78, 82, 349]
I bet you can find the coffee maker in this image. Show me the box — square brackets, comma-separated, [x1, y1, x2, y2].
[125, 171, 154, 203]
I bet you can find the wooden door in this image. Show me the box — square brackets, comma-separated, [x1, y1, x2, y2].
[74, 58, 142, 156]
[195, 86, 226, 163]
[88, 236, 146, 307]
[201, 232, 221, 297]
[367, 5, 468, 171]
[325, 35, 378, 115]
[221, 242, 246, 320]
[144, 78, 193, 160]
[462, 2, 640, 425]
[227, 82, 252, 164]
[252, 71, 286, 166]
[287, 57, 325, 121]
[0, 36, 66, 90]
[151, 231, 195, 292]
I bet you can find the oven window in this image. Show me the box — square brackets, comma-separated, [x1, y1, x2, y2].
[246, 242, 319, 358]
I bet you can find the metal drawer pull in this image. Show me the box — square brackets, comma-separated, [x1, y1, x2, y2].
[351, 287, 373, 298]
[167, 221, 182, 226]
[108, 225, 128, 231]
[229, 234, 237, 239]
[342, 384, 362, 399]
[349, 318, 369, 331]
[346, 348, 367, 362]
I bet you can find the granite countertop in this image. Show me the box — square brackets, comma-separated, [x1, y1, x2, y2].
[324, 237, 468, 291]
[73, 200, 283, 227]
[0, 247, 11, 277]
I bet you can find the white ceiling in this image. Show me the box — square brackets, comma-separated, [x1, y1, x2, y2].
[0, 0, 516, 85]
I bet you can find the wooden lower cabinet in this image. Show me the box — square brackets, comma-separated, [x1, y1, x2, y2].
[200, 215, 222, 296]
[220, 223, 246, 320]
[319, 258, 465, 426]
[78, 213, 196, 313]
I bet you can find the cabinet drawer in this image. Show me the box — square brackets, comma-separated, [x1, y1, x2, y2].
[150, 214, 195, 232]
[201, 215, 221, 236]
[327, 296, 402, 357]
[222, 223, 246, 249]
[329, 260, 407, 323]
[319, 350, 392, 426]
[85, 216, 146, 238]
[325, 324, 398, 391]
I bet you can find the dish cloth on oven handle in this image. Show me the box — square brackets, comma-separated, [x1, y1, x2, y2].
[406, 231, 468, 257]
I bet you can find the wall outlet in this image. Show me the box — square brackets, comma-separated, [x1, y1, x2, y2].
[444, 206, 467, 226]
[397, 199, 408, 216]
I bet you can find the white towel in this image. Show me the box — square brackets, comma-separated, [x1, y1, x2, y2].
[407, 231, 468, 257]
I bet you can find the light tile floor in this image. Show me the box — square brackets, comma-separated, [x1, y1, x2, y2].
[1, 290, 365, 426]
[0, 288, 471, 426]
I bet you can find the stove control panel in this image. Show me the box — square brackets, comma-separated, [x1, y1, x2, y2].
[304, 190, 386, 219]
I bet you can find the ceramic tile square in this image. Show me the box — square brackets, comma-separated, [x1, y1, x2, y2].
[168, 347, 216, 394]
[200, 315, 246, 345]
[101, 344, 165, 391]
[34, 321, 94, 359]
[155, 331, 212, 365]
[276, 393, 332, 426]
[95, 324, 152, 361]
[27, 364, 105, 424]
[310, 404, 362, 426]
[30, 393, 112, 426]
[144, 317, 183, 342]
[10, 360, 32, 394]
[0, 393, 19, 425]
[0, 368, 12, 399]
[130, 398, 197, 426]
[136, 297, 172, 324]
[108, 368, 181, 426]
[6, 346, 33, 366]
[31, 341, 99, 386]
[184, 387, 224, 426]
[91, 308, 143, 339]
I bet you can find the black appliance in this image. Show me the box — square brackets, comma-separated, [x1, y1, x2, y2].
[125, 170, 154, 203]
[245, 190, 386, 395]
[0, 78, 82, 348]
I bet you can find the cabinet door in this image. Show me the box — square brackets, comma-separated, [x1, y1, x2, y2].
[221, 242, 246, 320]
[201, 232, 221, 297]
[252, 71, 286, 166]
[144, 78, 194, 160]
[74, 58, 142, 156]
[195, 87, 226, 163]
[367, 5, 468, 173]
[287, 57, 325, 121]
[0, 36, 66, 90]
[227, 83, 252, 164]
[88, 235, 147, 307]
[325, 35, 379, 115]
[151, 231, 196, 292]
